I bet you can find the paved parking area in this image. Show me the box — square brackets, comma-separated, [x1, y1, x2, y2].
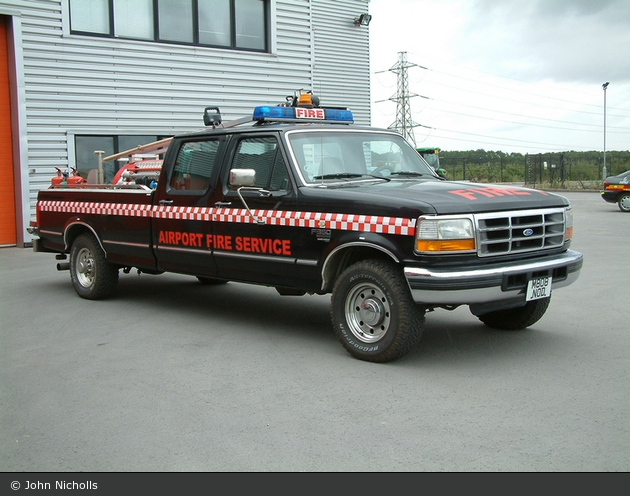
[1, 191, 628, 471]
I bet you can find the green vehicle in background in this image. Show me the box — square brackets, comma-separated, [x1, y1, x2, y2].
[417, 147, 447, 178]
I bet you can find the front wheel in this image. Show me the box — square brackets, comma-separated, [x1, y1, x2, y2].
[618, 193, 630, 212]
[69, 233, 119, 299]
[331, 260, 425, 363]
[475, 297, 550, 330]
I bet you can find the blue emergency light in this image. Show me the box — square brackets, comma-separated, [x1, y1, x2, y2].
[253, 105, 353, 124]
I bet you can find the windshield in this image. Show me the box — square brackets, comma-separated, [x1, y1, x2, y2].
[421, 153, 439, 169]
[286, 130, 437, 184]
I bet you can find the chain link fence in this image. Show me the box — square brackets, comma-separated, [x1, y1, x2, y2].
[438, 151, 629, 189]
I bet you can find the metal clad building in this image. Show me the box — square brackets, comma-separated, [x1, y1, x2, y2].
[0, 0, 371, 246]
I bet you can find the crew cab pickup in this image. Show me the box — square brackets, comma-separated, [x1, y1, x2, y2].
[29, 94, 583, 362]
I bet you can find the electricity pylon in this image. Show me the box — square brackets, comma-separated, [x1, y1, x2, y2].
[387, 51, 420, 147]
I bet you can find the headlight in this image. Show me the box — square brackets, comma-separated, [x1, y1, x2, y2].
[565, 206, 573, 241]
[415, 217, 476, 254]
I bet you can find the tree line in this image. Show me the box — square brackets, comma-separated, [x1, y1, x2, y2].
[436, 149, 630, 188]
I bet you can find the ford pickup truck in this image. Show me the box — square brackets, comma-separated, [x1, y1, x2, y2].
[29, 93, 583, 362]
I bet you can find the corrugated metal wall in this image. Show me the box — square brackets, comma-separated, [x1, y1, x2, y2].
[0, 0, 371, 243]
[311, 0, 371, 122]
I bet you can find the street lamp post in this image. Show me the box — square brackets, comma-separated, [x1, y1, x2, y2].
[603, 82, 609, 180]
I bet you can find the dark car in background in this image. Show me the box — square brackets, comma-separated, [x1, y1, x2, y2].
[601, 170, 630, 212]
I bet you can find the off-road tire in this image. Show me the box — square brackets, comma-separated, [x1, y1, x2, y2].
[331, 259, 425, 363]
[476, 297, 551, 330]
[69, 233, 119, 300]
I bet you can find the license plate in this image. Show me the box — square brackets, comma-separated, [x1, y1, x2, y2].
[526, 276, 552, 301]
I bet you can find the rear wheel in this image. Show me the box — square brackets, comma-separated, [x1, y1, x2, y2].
[476, 297, 550, 330]
[69, 233, 119, 299]
[331, 260, 425, 362]
[618, 193, 630, 212]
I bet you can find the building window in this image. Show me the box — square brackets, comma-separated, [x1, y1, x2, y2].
[235, 0, 266, 51]
[115, 0, 154, 40]
[69, 0, 269, 52]
[199, 0, 230, 46]
[69, 0, 111, 35]
[75, 135, 166, 183]
[158, 0, 194, 43]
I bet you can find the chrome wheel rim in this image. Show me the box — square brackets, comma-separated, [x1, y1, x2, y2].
[344, 282, 391, 343]
[75, 247, 95, 288]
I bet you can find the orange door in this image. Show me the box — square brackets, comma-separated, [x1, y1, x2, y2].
[0, 19, 16, 246]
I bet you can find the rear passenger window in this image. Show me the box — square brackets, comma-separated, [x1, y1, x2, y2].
[170, 139, 220, 192]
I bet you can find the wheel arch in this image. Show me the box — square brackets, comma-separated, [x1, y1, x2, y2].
[64, 220, 106, 255]
[321, 241, 399, 293]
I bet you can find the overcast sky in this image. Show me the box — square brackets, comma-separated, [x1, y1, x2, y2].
[367, 0, 630, 153]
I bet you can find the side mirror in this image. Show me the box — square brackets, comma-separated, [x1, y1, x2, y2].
[229, 168, 256, 187]
[228, 169, 266, 225]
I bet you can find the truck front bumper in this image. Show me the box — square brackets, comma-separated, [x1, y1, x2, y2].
[404, 249, 583, 305]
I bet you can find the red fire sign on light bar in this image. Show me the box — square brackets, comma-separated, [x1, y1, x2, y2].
[295, 107, 325, 119]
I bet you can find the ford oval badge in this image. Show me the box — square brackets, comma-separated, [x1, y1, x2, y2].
[523, 228, 534, 237]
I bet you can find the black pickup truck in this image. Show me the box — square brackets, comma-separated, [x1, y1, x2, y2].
[29, 93, 583, 362]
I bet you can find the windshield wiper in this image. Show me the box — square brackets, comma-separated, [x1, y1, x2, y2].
[313, 173, 364, 180]
[389, 171, 429, 177]
[368, 174, 391, 182]
[312, 173, 391, 182]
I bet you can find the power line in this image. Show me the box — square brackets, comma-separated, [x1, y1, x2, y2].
[417, 75, 630, 120]
[373, 54, 630, 152]
[403, 51, 630, 116]
[425, 66, 630, 116]
[416, 126, 601, 153]
[417, 96, 628, 134]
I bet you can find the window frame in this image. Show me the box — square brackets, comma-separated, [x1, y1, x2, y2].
[68, 0, 270, 53]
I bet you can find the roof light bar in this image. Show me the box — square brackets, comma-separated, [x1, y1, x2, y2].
[253, 106, 354, 124]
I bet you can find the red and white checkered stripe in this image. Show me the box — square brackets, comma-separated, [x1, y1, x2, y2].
[213, 208, 256, 225]
[39, 201, 417, 236]
[39, 201, 153, 217]
[255, 210, 416, 235]
[152, 206, 212, 221]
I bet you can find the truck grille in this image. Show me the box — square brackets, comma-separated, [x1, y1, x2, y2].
[475, 208, 566, 257]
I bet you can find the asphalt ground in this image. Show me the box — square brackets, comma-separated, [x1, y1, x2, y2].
[1, 191, 628, 472]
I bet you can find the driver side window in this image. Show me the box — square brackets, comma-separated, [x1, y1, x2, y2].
[231, 136, 290, 191]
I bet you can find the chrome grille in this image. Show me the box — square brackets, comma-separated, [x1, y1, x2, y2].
[475, 208, 566, 257]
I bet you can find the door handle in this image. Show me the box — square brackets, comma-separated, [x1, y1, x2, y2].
[159, 199, 173, 205]
[214, 201, 232, 207]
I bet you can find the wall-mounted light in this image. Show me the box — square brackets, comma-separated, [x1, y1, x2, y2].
[353, 13, 372, 26]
